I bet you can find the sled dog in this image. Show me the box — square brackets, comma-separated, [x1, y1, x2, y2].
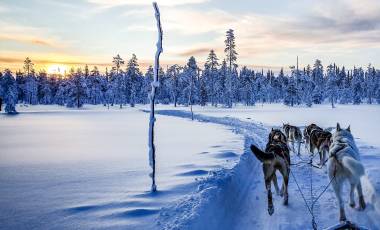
[304, 123, 323, 152]
[328, 123, 366, 222]
[309, 128, 332, 166]
[250, 128, 290, 216]
[283, 123, 302, 155]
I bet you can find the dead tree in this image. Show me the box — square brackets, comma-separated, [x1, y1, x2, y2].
[148, 2, 162, 192]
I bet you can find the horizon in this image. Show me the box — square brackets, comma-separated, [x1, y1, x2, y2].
[1, 0, 380, 74]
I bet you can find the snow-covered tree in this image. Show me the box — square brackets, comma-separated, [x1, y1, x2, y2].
[204, 50, 219, 106]
[284, 77, 300, 106]
[224, 29, 238, 108]
[1, 70, 18, 114]
[312, 59, 324, 87]
[66, 70, 87, 108]
[352, 67, 364, 104]
[184, 56, 198, 118]
[37, 71, 53, 104]
[112, 54, 124, 75]
[239, 66, 255, 105]
[216, 60, 227, 106]
[23, 57, 34, 76]
[126, 54, 141, 107]
[365, 64, 377, 104]
[167, 65, 182, 107]
[326, 64, 338, 108]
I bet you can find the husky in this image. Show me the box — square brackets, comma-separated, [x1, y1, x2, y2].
[309, 128, 332, 166]
[328, 123, 366, 222]
[283, 123, 302, 155]
[250, 128, 290, 216]
[303, 123, 323, 152]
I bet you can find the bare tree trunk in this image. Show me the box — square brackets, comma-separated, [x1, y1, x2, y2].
[148, 2, 162, 192]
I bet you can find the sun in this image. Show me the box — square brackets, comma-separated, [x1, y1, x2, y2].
[47, 64, 68, 75]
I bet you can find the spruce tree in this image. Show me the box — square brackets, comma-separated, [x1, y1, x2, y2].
[224, 29, 238, 108]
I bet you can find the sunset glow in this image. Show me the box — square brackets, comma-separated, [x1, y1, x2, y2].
[47, 64, 67, 75]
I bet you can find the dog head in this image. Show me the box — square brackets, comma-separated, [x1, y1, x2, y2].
[269, 128, 287, 144]
[333, 123, 354, 143]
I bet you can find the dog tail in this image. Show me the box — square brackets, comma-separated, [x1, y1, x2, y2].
[341, 157, 365, 178]
[250, 144, 274, 162]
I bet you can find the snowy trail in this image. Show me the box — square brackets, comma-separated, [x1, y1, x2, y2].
[153, 109, 380, 230]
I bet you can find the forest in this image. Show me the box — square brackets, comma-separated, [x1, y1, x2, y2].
[1, 30, 380, 114]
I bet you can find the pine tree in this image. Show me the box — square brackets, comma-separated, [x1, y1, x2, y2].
[326, 64, 338, 108]
[167, 65, 182, 107]
[365, 64, 377, 104]
[352, 67, 364, 104]
[112, 54, 124, 75]
[66, 70, 87, 108]
[312, 59, 324, 87]
[216, 60, 227, 106]
[23, 58, 38, 105]
[37, 71, 52, 104]
[112, 55, 126, 108]
[204, 50, 219, 106]
[126, 54, 141, 107]
[224, 29, 238, 108]
[239, 66, 255, 105]
[23, 57, 33, 76]
[184, 56, 198, 107]
[1, 70, 18, 114]
[199, 74, 207, 106]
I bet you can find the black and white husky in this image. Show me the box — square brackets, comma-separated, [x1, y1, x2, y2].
[283, 123, 302, 155]
[328, 123, 366, 222]
[250, 129, 290, 216]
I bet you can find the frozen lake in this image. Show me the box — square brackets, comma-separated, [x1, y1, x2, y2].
[0, 105, 243, 229]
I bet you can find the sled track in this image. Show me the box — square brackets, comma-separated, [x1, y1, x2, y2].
[152, 109, 380, 230]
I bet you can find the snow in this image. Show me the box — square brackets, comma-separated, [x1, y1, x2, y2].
[1, 103, 379, 230]
[153, 103, 380, 229]
[180, 103, 380, 148]
[0, 105, 243, 229]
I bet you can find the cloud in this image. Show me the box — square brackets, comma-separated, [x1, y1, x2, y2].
[177, 47, 212, 57]
[87, 0, 209, 8]
[0, 35, 58, 48]
[0, 21, 73, 50]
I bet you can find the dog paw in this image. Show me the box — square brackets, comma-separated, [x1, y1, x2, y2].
[349, 202, 355, 208]
[268, 206, 274, 216]
[283, 199, 288, 206]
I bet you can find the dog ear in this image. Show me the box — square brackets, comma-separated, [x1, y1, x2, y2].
[272, 127, 274, 131]
[336, 123, 341, 131]
[347, 125, 351, 132]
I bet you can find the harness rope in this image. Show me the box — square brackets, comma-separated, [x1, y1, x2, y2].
[272, 128, 346, 229]
[290, 151, 338, 230]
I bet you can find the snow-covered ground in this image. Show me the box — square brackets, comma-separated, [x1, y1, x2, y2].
[0, 105, 243, 229]
[175, 103, 380, 148]
[1, 103, 379, 230]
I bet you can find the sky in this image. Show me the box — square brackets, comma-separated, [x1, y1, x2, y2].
[0, 0, 380, 74]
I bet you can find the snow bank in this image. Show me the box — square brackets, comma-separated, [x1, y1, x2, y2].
[154, 107, 380, 229]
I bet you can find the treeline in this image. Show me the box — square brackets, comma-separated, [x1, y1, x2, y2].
[1, 30, 380, 114]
